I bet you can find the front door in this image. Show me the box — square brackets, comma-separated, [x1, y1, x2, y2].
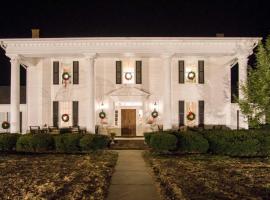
[121, 109, 136, 136]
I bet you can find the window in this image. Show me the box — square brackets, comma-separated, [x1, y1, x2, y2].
[73, 101, 79, 126]
[73, 61, 79, 84]
[53, 61, 59, 85]
[135, 61, 142, 84]
[198, 60, 204, 84]
[116, 61, 122, 84]
[179, 60, 185, 84]
[179, 101, 185, 126]
[231, 63, 239, 103]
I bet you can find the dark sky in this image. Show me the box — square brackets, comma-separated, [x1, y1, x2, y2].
[0, 0, 270, 85]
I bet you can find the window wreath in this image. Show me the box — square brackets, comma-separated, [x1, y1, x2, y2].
[125, 72, 133, 80]
[99, 111, 106, 119]
[62, 114, 70, 122]
[151, 110, 159, 118]
[187, 112, 196, 121]
[2, 121, 10, 129]
[187, 71, 196, 80]
[62, 72, 71, 81]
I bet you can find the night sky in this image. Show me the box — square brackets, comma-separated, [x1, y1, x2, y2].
[0, 0, 270, 85]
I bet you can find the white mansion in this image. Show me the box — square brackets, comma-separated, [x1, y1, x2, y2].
[0, 36, 260, 136]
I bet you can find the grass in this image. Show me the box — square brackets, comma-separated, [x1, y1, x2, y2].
[144, 152, 270, 200]
[0, 151, 118, 200]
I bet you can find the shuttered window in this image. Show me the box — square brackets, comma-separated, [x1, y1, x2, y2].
[73, 61, 79, 84]
[199, 100, 205, 126]
[198, 60, 205, 84]
[53, 101, 59, 127]
[116, 61, 122, 84]
[135, 61, 142, 84]
[179, 60, 185, 84]
[73, 101, 79, 126]
[53, 61, 59, 85]
[179, 101, 185, 126]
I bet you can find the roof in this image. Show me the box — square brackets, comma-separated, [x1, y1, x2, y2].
[0, 86, 26, 104]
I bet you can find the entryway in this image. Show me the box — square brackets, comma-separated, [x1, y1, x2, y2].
[121, 109, 136, 136]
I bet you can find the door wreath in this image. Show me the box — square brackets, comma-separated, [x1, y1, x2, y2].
[151, 110, 159, 118]
[99, 111, 106, 119]
[62, 114, 70, 122]
[187, 71, 196, 80]
[2, 121, 10, 129]
[187, 112, 196, 121]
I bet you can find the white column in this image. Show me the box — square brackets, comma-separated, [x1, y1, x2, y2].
[238, 54, 249, 129]
[162, 54, 173, 130]
[10, 55, 21, 133]
[85, 54, 96, 133]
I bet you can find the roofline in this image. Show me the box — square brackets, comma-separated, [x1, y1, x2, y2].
[0, 36, 262, 42]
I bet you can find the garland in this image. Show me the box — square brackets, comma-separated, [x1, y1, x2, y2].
[2, 121, 10, 129]
[187, 112, 196, 121]
[99, 111, 106, 119]
[187, 71, 196, 80]
[151, 110, 159, 118]
[62, 114, 70, 122]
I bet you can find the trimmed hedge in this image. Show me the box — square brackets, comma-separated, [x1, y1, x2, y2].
[54, 133, 84, 152]
[16, 134, 54, 152]
[80, 134, 109, 151]
[149, 133, 177, 152]
[144, 132, 156, 145]
[172, 131, 209, 153]
[0, 133, 20, 151]
[203, 130, 270, 157]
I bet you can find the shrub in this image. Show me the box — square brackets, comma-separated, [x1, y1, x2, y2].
[0, 133, 20, 151]
[174, 132, 209, 153]
[30, 134, 54, 152]
[16, 134, 54, 152]
[149, 133, 177, 152]
[16, 134, 33, 152]
[80, 134, 109, 151]
[203, 130, 268, 157]
[54, 133, 84, 152]
[144, 132, 156, 145]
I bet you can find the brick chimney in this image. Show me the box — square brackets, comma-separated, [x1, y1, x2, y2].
[31, 29, 40, 38]
[216, 33, 224, 37]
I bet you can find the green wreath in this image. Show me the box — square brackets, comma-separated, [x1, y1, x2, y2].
[187, 112, 196, 121]
[2, 121, 10, 129]
[99, 111, 106, 119]
[151, 110, 159, 118]
[187, 71, 196, 80]
[62, 72, 71, 81]
[62, 114, 70, 122]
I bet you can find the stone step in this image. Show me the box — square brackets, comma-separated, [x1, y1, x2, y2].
[109, 139, 148, 150]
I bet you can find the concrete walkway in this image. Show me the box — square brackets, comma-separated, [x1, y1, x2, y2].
[107, 150, 161, 200]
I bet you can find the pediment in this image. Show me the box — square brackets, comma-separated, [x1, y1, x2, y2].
[107, 85, 150, 97]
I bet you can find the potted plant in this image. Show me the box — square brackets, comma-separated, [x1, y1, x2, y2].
[110, 132, 116, 144]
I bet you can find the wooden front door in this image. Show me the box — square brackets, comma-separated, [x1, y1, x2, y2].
[121, 109, 136, 136]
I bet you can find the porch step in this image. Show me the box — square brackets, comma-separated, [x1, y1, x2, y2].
[109, 139, 148, 150]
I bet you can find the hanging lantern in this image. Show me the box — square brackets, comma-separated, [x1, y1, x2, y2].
[2, 121, 10, 129]
[187, 71, 196, 80]
[62, 114, 70, 122]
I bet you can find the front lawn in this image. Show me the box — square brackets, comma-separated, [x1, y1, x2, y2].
[145, 152, 270, 200]
[0, 151, 118, 200]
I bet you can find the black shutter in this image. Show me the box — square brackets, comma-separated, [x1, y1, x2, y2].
[198, 60, 205, 84]
[231, 63, 239, 103]
[73, 101, 79, 126]
[179, 101, 185, 126]
[53, 61, 59, 85]
[179, 60, 185, 84]
[53, 101, 59, 127]
[199, 100, 204, 127]
[116, 61, 122, 84]
[73, 61, 79, 84]
[135, 60, 142, 84]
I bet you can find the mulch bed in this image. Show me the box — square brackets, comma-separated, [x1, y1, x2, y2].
[0, 151, 118, 200]
[145, 152, 270, 200]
